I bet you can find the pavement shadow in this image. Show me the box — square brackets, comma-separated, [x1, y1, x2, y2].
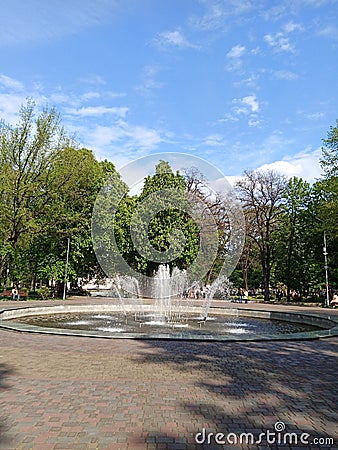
[131, 338, 338, 449]
[0, 363, 15, 446]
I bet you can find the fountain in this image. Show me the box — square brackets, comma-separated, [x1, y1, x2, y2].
[1, 151, 337, 340]
[152, 265, 190, 322]
[1, 263, 336, 339]
[1, 264, 335, 340]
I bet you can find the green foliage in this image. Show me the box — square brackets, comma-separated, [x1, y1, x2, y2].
[116, 160, 200, 276]
[273, 177, 315, 297]
[1, 102, 337, 300]
[321, 119, 338, 177]
[0, 99, 70, 285]
[36, 287, 51, 300]
[0, 100, 122, 291]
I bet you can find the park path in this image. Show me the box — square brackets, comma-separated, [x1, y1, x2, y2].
[0, 299, 337, 449]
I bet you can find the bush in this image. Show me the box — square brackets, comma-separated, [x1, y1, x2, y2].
[36, 287, 51, 300]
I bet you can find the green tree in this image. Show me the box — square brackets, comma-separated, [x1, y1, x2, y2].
[318, 120, 338, 291]
[321, 119, 338, 177]
[310, 179, 338, 293]
[127, 160, 200, 277]
[0, 99, 122, 293]
[0, 99, 70, 287]
[30, 148, 119, 293]
[274, 177, 315, 299]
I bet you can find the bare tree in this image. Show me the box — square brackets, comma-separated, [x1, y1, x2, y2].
[183, 167, 242, 284]
[235, 170, 287, 301]
[238, 238, 260, 291]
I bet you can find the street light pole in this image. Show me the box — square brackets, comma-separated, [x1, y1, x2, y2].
[62, 236, 70, 300]
[323, 232, 330, 307]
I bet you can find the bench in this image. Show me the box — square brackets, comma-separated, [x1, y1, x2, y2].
[2, 290, 28, 300]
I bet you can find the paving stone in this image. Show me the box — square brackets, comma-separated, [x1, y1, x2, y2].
[0, 299, 337, 449]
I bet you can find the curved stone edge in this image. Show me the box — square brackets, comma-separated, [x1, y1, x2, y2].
[0, 304, 337, 342]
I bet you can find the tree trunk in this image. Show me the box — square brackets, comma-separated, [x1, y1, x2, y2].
[262, 247, 271, 302]
[286, 216, 296, 301]
[243, 267, 249, 291]
[263, 271, 270, 302]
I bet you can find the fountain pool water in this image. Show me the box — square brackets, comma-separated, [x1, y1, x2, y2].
[1, 267, 337, 341]
[5, 308, 325, 339]
[1, 300, 336, 341]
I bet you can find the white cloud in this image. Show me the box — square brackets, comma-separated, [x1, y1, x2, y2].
[224, 175, 243, 186]
[154, 30, 197, 49]
[0, 93, 27, 124]
[273, 70, 299, 80]
[201, 134, 226, 147]
[318, 24, 338, 39]
[226, 44, 245, 58]
[0, 74, 24, 91]
[256, 148, 322, 182]
[260, 131, 293, 155]
[126, 124, 161, 149]
[78, 75, 107, 86]
[0, 72, 162, 164]
[233, 74, 259, 88]
[248, 118, 261, 127]
[224, 147, 322, 185]
[217, 113, 239, 123]
[89, 125, 123, 148]
[263, 5, 288, 21]
[304, 111, 325, 120]
[225, 44, 246, 72]
[241, 95, 259, 113]
[135, 65, 164, 95]
[190, 0, 255, 31]
[283, 21, 304, 33]
[80, 91, 101, 101]
[85, 121, 162, 156]
[264, 32, 295, 53]
[66, 105, 129, 118]
[0, 0, 123, 46]
[0, 91, 48, 125]
[49, 92, 73, 104]
[233, 95, 259, 114]
[264, 20, 304, 54]
[228, 95, 261, 127]
[301, 0, 336, 6]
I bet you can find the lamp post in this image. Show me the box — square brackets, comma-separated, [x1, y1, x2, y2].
[62, 236, 70, 300]
[323, 232, 330, 307]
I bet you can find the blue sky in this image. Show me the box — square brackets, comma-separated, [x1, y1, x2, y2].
[1, 0, 337, 183]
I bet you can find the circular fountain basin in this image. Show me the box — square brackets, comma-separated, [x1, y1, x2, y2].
[1, 304, 337, 341]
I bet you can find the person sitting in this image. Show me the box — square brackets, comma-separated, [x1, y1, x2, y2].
[330, 293, 338, 308]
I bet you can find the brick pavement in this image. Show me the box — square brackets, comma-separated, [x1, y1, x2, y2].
[0, 299, 337, 449]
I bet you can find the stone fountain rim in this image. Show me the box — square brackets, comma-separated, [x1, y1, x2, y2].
[0, 303, 337, 342]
